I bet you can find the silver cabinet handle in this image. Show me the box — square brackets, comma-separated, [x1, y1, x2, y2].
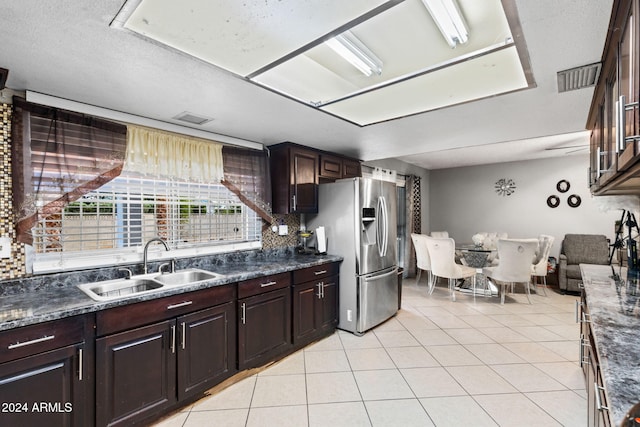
[260, 281, 277, 288]
[316, 283, 322, 299]
[78, 348, 83, 381]
[292, 195, 297, 211]
[321, 282, 325, 298]
[595, 383, 609, 412]
[181, 322, 186, 350]
[579, 335, 591, 367]
[171, 325, 176, 354]
[167, 301, 193, 310]
[241, 302, 246, 325]
[575, 300, 583, 323]
[8, 335, 55, 350]
[314, 270, 327, 276]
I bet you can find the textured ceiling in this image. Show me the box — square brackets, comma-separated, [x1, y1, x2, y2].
[0, 0, 613, 169]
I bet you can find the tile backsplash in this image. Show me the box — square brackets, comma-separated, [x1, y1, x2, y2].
[0, 103, 26, 279]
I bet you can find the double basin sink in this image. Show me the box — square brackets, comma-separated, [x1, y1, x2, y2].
[78, 269, 222, 301]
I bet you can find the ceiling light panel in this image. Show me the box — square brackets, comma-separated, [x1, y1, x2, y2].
[253, 0, 515, 107]
[122, 0, 389, 76]
[321, 46, 527, 125]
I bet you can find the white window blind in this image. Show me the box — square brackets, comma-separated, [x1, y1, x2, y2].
[33, 171, 261, 258]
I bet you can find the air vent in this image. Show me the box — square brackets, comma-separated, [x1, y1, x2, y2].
[557, 62, 601, 93]
[173, 111, 213, 125]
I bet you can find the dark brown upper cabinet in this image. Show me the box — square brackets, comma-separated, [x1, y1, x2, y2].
[588, 0, 640, 195]
[270, 142, 361, 214]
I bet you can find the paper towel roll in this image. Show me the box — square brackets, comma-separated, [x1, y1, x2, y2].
[316, 226, 326, 254]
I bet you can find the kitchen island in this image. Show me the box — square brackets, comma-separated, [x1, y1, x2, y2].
[580, 263, 640, 426]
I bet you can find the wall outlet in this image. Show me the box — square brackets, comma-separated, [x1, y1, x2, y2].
[0, 237, 11, 258]
[278, 225, 288, 236]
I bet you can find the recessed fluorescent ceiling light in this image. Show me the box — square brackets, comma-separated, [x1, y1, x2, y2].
[116, 0, 533, 126]
[325, 31, 383, 77]
[421, 0, 469, 48]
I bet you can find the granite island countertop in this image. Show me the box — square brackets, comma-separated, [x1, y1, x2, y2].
[0, 250, 342, 332]
[580, 263, 640, 426]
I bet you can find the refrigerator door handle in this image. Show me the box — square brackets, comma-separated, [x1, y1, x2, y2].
[378, 196, 388, 257]
[376, 197, 383, 256]
[363, 267, 398, 280]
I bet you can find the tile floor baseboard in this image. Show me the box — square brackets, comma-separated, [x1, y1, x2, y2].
[153, 279, 586, 427]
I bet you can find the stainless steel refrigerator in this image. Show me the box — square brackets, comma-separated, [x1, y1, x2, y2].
[307, 177, 398, 335]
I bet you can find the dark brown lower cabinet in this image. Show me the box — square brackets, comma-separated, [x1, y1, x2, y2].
[0, 343, 87, 427]
[579, 292, 611, 427]
[96, 319, 176, 427]
[96, 301, 236, 427]
[0, 315, 92, 427]
[177, 303, 236, 401]
[238, 287, 292, 370]
[292, 276, 338, 347]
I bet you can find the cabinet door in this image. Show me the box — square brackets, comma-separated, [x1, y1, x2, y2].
[319, 276, 339, 333]
[293, 275, 339, 347]
[0, 343, 85, 427]
[293, 281, 321, 345]
[238, 287, 292, 370]
[177, 302, 237, 400]
[96, 320, 176, 427]
[291, 147, 318, 213]
[342, 158, 361, 178]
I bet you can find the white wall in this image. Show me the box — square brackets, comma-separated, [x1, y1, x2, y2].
[429, 154, 631, 258]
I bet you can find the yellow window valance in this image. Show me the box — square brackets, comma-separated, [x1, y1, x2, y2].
[124, 125, 224, 182]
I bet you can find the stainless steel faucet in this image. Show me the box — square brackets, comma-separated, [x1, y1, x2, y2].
[143, 237, 170, 274]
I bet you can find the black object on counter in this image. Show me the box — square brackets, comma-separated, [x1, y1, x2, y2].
[621, 402, 640, 426]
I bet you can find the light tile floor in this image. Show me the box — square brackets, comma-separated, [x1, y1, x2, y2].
[153, 278, 586, 427]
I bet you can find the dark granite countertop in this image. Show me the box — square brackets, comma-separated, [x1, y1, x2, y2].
[580, 264, 640, 426]
[0, 249, 342, 332]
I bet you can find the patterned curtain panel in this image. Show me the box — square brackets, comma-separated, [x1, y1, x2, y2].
[11, 98, 127, 245]
[405, 175, 421, 277]
[221, 145, 273, 224]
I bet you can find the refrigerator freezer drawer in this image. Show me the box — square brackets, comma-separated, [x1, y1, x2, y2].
[357, 267, 399, 333]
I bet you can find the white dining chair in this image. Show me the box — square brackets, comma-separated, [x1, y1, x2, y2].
[425, 236, 477, 302]
[430, 231, 449, 238]
[531, 234, 555, 296]
[483, 239, 538, 304]
[411, 233, 435, 294]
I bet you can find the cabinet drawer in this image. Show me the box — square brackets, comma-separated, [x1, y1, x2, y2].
[0, 316, 85, 364]
[293, 262, 340, 284]
[97, 285, 236, 336]
[238, 272, 291, 299]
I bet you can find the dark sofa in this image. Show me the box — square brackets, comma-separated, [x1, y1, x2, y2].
[558, 234, 610, 293]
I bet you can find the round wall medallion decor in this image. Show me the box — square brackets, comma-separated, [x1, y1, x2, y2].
[567, 194, 581, 208]
[556, 180, 570, 193]
[495, 178, 516, 196]
[547, 195, 560, 208]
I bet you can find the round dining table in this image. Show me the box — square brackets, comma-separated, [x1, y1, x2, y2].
[455, 244, 498, 296]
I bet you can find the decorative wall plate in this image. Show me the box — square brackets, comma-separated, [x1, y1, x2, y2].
[495, 178, 516, 196]
[556, 180, 570, 193]
[547, 195, 560, 208]
[568, 194, 581, 208]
